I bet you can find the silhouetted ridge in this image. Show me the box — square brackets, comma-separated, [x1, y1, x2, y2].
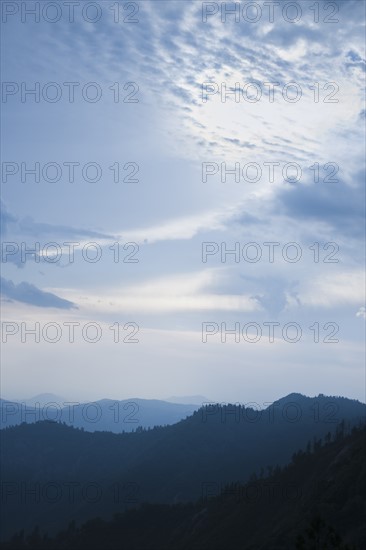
[2, 425, 365, 549]
[1, 394, 365, 542]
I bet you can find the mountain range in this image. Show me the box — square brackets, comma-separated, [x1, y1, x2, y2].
[3, 423, 364, 549]
[1, 392, 365, 542]
[0, 395, 200, 433]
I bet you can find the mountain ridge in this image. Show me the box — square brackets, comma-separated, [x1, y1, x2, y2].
[1, 393, 365, 540]
[2, 423, 365, 549]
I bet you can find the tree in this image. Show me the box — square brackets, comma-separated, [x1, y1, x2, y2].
[26, 526, 41, 548]
[295, 516, 356, 549]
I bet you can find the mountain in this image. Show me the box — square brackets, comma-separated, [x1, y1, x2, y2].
[0, 393, 365, 541]
[17, 394, 69, 407]
[0, 397, 199, 433]
[2, 423, 365, 549]
[165, 395, 211, 405]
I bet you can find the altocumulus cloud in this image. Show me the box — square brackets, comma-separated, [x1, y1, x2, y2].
[0, 277, 76, 310]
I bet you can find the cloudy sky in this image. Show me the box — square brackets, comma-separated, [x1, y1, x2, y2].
[1, 0, 365, 404]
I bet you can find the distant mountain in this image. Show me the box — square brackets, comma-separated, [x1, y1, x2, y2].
[1, 393, 365, 540]
[16, 393, 69, 407]
[3, 424, 364, 549]
[0, 397, 199, 433]
[165, 395, 211, 405]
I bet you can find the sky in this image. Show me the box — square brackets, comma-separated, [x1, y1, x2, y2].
[1, 0, 365, 404]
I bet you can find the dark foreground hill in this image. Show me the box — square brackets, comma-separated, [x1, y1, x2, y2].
[1, 393, 365, 541]
[3, 425, 365, 549]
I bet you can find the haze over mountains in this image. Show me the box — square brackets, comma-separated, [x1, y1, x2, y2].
[1, 393, 365, 543]
[12, 394, 69, 407]
[165, 395, 210, 405]
[2, 0, 365, 548]
[0, 395, 201, 433]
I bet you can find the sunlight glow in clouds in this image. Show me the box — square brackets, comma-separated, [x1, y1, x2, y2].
[1, 0, 365, 401]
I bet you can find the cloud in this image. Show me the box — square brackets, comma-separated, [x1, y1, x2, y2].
[120, 209, 234, 244]
[252, 277, 299, 316]
[0, 201, 17, 237]
[1, 208, 116, 268]
[18, 217, 115, 240]
[2, 0, 365, 402]
[276, 176, 365, 239]
[300, 271, 365, 308]
[0, 277, 76, 309]
[60, 270, 259, 315]
[345, 50, 366, 72]
[356, 307, 366, 320]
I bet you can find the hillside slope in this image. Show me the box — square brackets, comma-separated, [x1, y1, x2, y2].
[3, 425, 365, 549]
[1, 394, 365, 541]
